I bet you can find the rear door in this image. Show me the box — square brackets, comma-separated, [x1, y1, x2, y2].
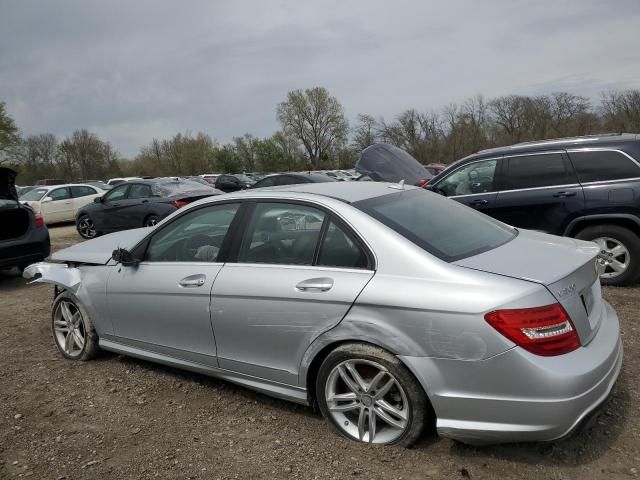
[42, 187, 73, 223]
[492, 151, 584, 234]
[70, 185, 101, 215]
[432, 157, 501, 214]
[210, 201, 375, 385]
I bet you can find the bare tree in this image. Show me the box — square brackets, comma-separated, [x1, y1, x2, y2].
[600, 90, 640, 132]
[277, 87, 349, 169]
[352, 113, 378, 151]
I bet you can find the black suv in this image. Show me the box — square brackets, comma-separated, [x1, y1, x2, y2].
[427, 133, 640, 285]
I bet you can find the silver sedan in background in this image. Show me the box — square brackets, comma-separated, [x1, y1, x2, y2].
[25, 182, 622, 446]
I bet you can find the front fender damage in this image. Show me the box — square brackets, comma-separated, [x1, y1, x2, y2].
[23, 262, 82, 293]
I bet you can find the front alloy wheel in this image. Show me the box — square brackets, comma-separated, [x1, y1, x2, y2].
[52, 293, 99, 361]
[326, 359, 409, 444]
[77, 215, 97, 239]
[594, 237, 630, 280]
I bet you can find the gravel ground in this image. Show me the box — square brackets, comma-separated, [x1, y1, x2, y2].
[0, 223, 639, 479]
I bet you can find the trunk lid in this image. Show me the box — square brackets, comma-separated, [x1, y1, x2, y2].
[355, 143, 433, 186]
[0, 167, 19, 201]
[454, 229, 603, 345]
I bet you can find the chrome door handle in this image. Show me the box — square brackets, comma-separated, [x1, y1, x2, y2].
[553, 191, 577, 198]
[296, 277, 334, 292]
[179, 274, 206, 288]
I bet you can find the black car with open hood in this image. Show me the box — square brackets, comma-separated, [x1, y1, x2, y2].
[355, 143, 433, 186]
[0, 167, 50, 271]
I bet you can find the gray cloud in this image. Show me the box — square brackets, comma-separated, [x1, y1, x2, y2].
[1, 0, 639, 156]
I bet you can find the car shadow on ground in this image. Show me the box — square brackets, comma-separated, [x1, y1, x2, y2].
[446, 374, 629, 466]
[92, 348, 627, 465]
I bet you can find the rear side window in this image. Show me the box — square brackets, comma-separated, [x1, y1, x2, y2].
[355, 189, 516, 262]
[71, 186, 97, 197]
[569, 150, 640, 183]
[504, 153, 575, 190]
[49, 188, 71, 200]
[238, 203, 325, 265]
[318, 221, 368, 269]
[128, 184, 152, 199]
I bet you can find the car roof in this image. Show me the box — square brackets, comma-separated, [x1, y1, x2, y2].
[235, 180, 416, 203]
[476, 133, 639, 156]
[31, 183, 99, 190]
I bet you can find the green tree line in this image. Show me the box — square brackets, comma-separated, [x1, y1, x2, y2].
[1, 87, 639, 185]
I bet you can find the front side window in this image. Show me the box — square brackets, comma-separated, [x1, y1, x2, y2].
[253, 176, 277, 188]
[435, 159, 498, 197]
[504, 153, 575, 190]
[355, 189, 516, 262]
[145, 203, 240, 262]
[238, 203, 325, 265]
[49, 188, 71, 201]
[104, 184, 129, 202]
[128, 184, 152, 199]
[71, 186, 97, 197]
[317, 221, 368, 269]
[569, 150, 640, 183]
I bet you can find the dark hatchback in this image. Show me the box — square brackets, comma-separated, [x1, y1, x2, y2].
[75, 177, 223, 238]
[428, 133, 640, 285]
[251, 172, 334, 188]
[214, 174, 255, 193]
[0, 168, 50, 271]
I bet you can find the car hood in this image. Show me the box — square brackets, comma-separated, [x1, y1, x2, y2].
[0, 167, 18, 201]
[355, 143, 433, 186]
[453, 229, 599, 285]
[52, 227, 150, 264]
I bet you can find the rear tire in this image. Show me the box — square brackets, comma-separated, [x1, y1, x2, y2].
[575, 224, 640, 286]
[316, 343, 427, 447]
[52, 291, 100, 361]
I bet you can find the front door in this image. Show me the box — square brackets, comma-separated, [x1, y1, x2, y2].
[211, 202, 375, 386]
[492, 152, 585, 234]
[431, 158, 501, 215]
[96, 183, 130, 231]
[106, 202, 241, 365]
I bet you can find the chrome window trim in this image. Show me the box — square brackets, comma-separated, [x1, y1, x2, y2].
[503, 149, 566, 159]
[496, 183, 581, 195]
[581, 177, 640, 187]
[431, 156, 502, 193]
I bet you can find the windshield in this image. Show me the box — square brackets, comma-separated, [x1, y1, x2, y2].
[354, 189, 516, 262]
[152, 179, 217, 196]
[20, 188, 49, 201]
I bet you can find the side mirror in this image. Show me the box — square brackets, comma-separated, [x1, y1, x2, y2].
[94, 196, 103, 203]
[112, 248, 139, 267]
[42, 196, 53, 203]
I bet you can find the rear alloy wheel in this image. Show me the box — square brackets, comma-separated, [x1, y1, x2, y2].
[576, 224, 640, 286]
[76, 214, 97, 239]
[316, 344, 427, 446]
[52, 292, 99, 361]
[144, 215, 159, 227]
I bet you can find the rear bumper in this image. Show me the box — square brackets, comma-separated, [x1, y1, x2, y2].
[0, 228, 50, 269]
[400, 300, 622, 445]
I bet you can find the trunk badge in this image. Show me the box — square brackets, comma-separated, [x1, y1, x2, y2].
[557, 283, 577, 299]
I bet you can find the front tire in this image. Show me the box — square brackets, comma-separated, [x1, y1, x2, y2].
[575, 224, 640, 286]
[316, 343, 427, 447]
[52, 291, 100, 361]
[76, 214, 98, 239]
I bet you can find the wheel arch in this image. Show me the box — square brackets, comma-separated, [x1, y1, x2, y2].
[564, 214, 640, 237]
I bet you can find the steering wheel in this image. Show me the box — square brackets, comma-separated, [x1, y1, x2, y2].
[182, 234, 213, 260]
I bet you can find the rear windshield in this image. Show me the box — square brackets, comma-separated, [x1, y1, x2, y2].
[151, 179, 217, 196]
[354, 189, 516, 262]
[20, 188, 49, 201]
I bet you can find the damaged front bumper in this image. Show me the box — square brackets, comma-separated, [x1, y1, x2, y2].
[23, 262, 82, 293]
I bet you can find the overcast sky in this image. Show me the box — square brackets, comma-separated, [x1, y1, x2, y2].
[2, 0, 639, 157]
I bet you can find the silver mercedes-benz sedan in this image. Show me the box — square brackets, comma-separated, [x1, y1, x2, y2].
[25, 182, 622, 447]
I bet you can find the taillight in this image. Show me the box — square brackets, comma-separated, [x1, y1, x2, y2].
[34, 213, 45, 228]
[418, 178, 430, 187]
[169, 200, 189, 209]
[484, 303, 580, 356]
